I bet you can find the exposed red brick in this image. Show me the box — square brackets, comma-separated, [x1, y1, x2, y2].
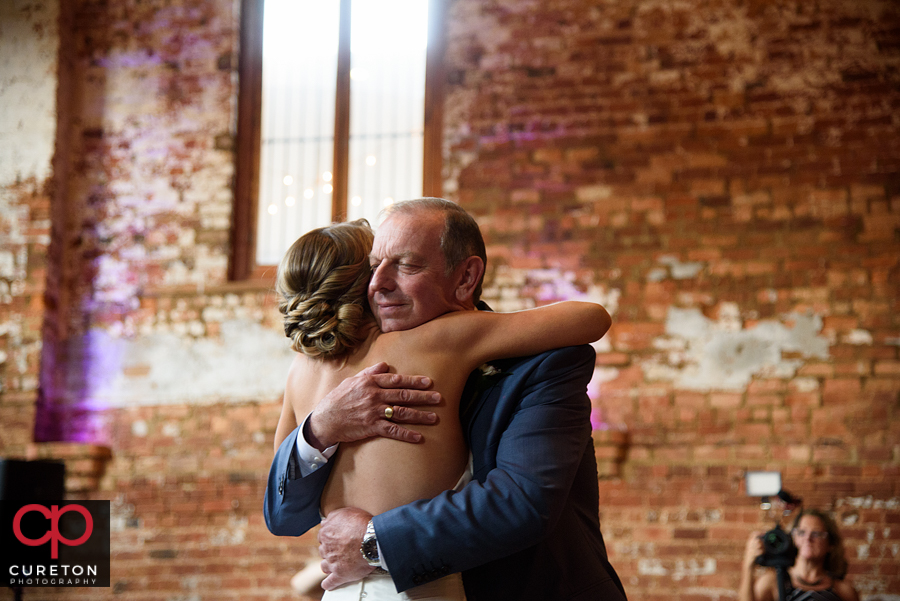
[2, 1, 899, 599]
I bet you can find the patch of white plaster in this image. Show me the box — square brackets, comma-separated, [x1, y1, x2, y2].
[638, 558, 717, 580]
[615, 542, 657, 558]
[791, 377, 819, 393]
[592, 335, 613, 353]
[643, 361, 684, 382]
[131, 420, 148, 437]
[717, 302, 743, 331]
[647, 267, 668, 282]
[657, 255, 705, 280]
[761, 289, 778, 303]
[84, 318, 294, 407]
[671, 558, 717, 581]
[588, 367, 621, 406]
[93, 255, 139, 304]
[844, 329, 873, 345]
[638, 558, 668, 576]
[653, 337, 687, 351]
[0, 250, 14, 278]
[484, 268, 621, 321]
[835, 496, 900, 510]
[210, 515, 247, 546]
[583, 284, 621, 317]
[109, 496, 136, 533]
[0, 1, 59, 184]
[644, 307, 829, 391]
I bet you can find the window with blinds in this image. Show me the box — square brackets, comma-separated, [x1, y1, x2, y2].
[255, 0, 429, 266]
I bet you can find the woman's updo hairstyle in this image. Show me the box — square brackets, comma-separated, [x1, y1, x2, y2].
[276, 219, 375, 359]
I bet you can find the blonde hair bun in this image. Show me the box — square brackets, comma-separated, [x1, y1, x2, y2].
[276, 220, 374, 359]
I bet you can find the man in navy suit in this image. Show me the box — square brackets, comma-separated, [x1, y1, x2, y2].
[265, 198, 626, 600]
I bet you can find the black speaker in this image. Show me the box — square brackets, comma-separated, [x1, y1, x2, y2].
[0, 458, 66, 500]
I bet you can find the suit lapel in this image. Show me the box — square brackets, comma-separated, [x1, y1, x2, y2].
[460, 359, 517, 447]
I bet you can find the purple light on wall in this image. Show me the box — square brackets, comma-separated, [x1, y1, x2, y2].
[590, 408, 606, 431]
[587, 369, 607, 431]
[35, 329, 119, 444]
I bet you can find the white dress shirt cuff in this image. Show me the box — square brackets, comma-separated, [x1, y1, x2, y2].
[295, 413, 337, 477]
[374, 524, 389, 573]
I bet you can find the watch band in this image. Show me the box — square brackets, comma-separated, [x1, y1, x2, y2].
[360, 519, 381, 567]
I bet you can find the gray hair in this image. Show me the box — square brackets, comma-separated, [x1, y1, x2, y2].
[383, 198, 487, 302]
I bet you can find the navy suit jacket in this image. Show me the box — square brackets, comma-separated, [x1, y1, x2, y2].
[265, 345, 626, 601]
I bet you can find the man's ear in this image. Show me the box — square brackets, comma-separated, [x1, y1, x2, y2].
[454, 256, 485, 303]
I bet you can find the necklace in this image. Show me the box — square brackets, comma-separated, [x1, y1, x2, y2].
[795, 575, 825, 587]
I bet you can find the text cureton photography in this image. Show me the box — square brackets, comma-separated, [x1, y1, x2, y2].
[1, 500, 110, 588]
[9, 563, 99, 586]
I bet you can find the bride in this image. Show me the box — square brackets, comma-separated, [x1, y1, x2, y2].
[272, 215, 611, 600]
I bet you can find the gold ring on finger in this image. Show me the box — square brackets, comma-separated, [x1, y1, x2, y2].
[384, 406, 394, 420]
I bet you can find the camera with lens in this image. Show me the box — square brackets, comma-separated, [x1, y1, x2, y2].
[756, 524, 797, 568]
[745, 471, 802, 570]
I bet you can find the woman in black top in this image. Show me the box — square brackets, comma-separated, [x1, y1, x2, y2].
[740, 509, 859, 601]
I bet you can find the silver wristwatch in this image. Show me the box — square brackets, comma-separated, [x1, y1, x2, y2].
[360, 520, 381, 567]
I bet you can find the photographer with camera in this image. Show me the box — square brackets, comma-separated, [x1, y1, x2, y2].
[739, 509, 859, 601]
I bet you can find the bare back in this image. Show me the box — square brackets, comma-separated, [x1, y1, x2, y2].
[288, 325, 474, 516]
[276, 301, 611, 517]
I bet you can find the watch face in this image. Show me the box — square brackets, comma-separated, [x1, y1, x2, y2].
[362, 536, 379, 563]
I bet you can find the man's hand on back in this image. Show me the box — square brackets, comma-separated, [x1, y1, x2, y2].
[319, 507, 375, 590]
[307, 362, 441, 450]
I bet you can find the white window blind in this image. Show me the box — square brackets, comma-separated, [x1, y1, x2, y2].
[256, 0, 428, 265]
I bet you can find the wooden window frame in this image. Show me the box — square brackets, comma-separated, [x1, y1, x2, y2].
[230, 0, 446, 281]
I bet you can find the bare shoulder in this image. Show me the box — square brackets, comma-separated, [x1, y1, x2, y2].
[753, 569, 778, 601]
[833, 579, 859, 601]
[284, 353, 322, 414]
[286, 352, 315, 383]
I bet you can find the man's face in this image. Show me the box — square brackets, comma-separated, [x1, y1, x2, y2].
[368, 210, 462, 332]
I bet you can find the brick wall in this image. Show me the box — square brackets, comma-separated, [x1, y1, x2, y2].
[0, 0, 898, 600]
[0, 0, 58, 453]
[443, 0, 900, 599]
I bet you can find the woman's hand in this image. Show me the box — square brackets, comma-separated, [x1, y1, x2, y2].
[739, 531, 769, 601]
[743, 531, 764, 569]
